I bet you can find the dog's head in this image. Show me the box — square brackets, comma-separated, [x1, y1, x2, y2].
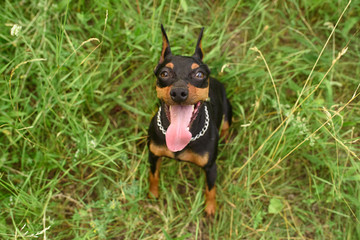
[153, 25, 211, 152]
[154, 24, 210, 105]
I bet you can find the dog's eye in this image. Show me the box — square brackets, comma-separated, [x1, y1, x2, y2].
[195, 71, 205, 79]
[160, 70, 169, 79]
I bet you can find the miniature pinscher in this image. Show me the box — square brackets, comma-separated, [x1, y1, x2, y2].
[147, 25, 232, 216]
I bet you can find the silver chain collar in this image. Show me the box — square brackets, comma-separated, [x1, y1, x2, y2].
[157, 105, 209, 141]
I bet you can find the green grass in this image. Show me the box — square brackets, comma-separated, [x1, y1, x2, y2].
[1, 0, 360, 239]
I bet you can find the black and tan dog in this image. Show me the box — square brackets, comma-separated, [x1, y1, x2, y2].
[147, 25, 232, 216]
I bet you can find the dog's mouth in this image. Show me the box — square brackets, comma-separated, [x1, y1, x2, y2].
[164, 101, 201, 127]
[164, 102, 202, 152]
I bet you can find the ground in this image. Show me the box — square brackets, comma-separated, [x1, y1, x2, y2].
[0, 0, 359, 239]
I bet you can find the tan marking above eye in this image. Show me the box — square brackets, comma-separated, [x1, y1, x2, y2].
[191, 63, 200, 69]
[165, 62, 174, 69]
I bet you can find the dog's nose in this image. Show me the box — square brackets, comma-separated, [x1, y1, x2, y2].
[170, 87, 188, 103]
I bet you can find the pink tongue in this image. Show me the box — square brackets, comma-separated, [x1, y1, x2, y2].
[166, 105, 194, 152]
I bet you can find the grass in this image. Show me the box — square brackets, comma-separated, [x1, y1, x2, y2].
[1, 0, 360, 239]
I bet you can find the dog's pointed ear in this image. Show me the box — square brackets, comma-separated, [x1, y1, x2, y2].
[159, 24, 172, 64]
[193, 27, 204, 60]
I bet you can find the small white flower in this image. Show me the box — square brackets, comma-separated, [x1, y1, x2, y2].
[90, 140, 96, 148]
[21, 223, 26, 231]
[220, 63, 229, 73]
[11, 24, 22, 36]
[74, 149, 80, 159]
[309, 137, 315, 147]
[324, 22, 334, 30]
[340, 47, 348, 57]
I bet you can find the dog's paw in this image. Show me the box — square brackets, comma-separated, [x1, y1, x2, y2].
[205, 200, 216, 217]
[148, 189, 159, 199]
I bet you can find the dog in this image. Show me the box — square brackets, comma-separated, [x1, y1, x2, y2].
[147, 25, 232, 216]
